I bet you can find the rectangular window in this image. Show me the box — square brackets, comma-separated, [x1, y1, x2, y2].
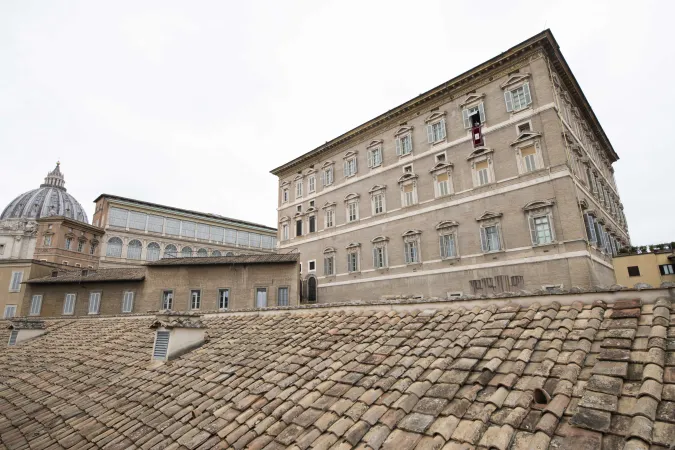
[190, 290, 201, 310]
[324, 255, 335, 275]
[367, 147, 382, 168]
[481, 226, 501, 252]
[9, 271, 23, 292]
[659, 264, 674, 275]
[165, 218, 181, 236]
[505, 83, 532, 112]
[530, 215, 553, 245]
[404, 240, 419, 264]
[277, 287, 289, 306]
[249, 233, 261, 248]
[282, 223, 289, 240]
[282, 188, 289, 203]
[147, 215, 164, 233]
[476, 160, 490, 186]
[520, 145, 537, 173]
[296, 220, 303, 237]
[372, 194, 384, 215]
[347, 252, 359, 272]
[308, 260, 316, 272]
[427, 120, 447, 143]
[162, 290, 174, 310]
[344, 158, 357, 177]
[296, 181, 303, 199]
[181, 221, 196, 238]
[44, 235, 52, 246]
[435, 173, 451, 197]
[218, 289, 230, 309]
[255, 288, 268, 308]
[325, 209, 334, 228]
[403, 184, 415, 206]
[196, 224, 210, 240]
[122, 292, 134, 313]
[109, 207, 129, 227]
[3, 305, 17, 319]
[308, 176, 316, 193]
[347, 202, 358, 222]
[627, 266, 641, 277]
[440, 234, 457, 259]
[88, 292, 101, 315]
[237, 231, 249, 246]
[65, 238, 72, 250]
[29, 295, 43, 316]
[128, 211, 147, 231]
[396, 135, 412, 156]
[63, 293, 76, 315]
[77, 241, 84, 252]
[584, 213, 597, 244]
[323, 167, 334, 186]
[373, 246, 387, 269]
[309, 215, 316, 233]
[462, 103, 486, 128]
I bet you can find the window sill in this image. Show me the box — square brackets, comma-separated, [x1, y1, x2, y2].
[398, 153, 412, 159]
[431, 139, 447, 146]
[532, 242, 559, 249]
[441, 256, 460, 262]
[482, 250, 505, 255]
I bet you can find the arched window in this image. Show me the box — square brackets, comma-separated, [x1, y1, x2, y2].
[106, 237, 123, 258]
[197, 248, 208, 257]
[146, 242, 160, 261]
[181, 246, 193, 257]
[164, 244, 177, 258]
[211, 250, 222, 256]
[225, 252, 235, 256]
[127, 240, 142, 260]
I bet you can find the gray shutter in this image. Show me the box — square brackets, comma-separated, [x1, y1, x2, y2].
[353, 158, 357, 173]
[439, 119, 446, 140]
[373, 248, 377, 267]
[321, 170, 325, 186]
[480, 228, 487, 252]
[439, 236, 446, 259]
[153, 331, 170, 360]
[395, 138, 402, 156]
[427, 124, 434, 143]
[343, 160, 348, 176]
[367, 150, 373, 168]
[478, 102, 485, 123]
[523, 82, 532, 105]
[8, 330, 19, 346]
[529, 216, 537, 245]
[504, 91, 513, 112]
[462, 108, 470, 129]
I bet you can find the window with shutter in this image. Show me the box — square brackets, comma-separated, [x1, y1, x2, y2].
[435, 173, 450, 197]
[277, 287, 289, 306]
[9, 271, 23, 292]
[162, 290, 174, 310]
[122, 292, 134, 313]
[475, 160, 490, 186]
[584, 214, 597, 244]
[8, 329, 19, 345]
[4, 305, 17, 319]
[463, 103, 485, 128]
[30, 295, 42, 316]
[520, 145, 537, 173]
[88, 292, 101, 314]
[218, 289, 230, 309]
[439, 234, 456, 259]
[190, 290, 201, 310]
[63, 294, 76, 315]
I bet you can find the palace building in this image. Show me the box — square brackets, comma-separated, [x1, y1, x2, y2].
[271, 30, 630, 303]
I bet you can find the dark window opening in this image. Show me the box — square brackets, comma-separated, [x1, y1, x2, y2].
[627, 266, 641, 277]
[309, 216, 316, 233]
[296, 220, 303, 237]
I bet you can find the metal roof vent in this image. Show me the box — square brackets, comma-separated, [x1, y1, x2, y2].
[7, 319, 46, 346]
[150, 312, 207, 361]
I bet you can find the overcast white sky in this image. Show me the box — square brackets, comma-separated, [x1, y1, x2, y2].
[1, 0, 673, 245]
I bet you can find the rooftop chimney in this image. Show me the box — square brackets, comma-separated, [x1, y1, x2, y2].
[7, 319, 47, 346]
[149, 312, 208, 361]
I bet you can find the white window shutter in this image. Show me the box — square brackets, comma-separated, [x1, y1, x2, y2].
[478, 102, 485, 123]
[462, 109, 470, 129]
[367, 150, 373, 168]
[373, 248, 377, 267]
[395, 138, 402, 156]
[427, 124, 434, 143]
[439, 236, 445, 259]
[523, 82, 532, 105]
[480, 228, 487, 252]
[343, 160, 348, 176]
[504, 91, 513, 112]
[528, 216, 537, 245]
[353, 159, 357, 173]
[321, 170, 325, 186]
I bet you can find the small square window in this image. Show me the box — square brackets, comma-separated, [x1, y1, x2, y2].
[517, 122, 531, 134]
[435, 152, 446, 163]
[309, 200, 315, 207]
[297, 205, 302, 212]
[403, 165, 413, 173]
[627, 266, 640, 277]
[308, 260, 316, 272]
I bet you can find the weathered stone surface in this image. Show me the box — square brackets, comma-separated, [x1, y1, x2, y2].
[570, 407, 611, 432]
[586, 375, 623, 396]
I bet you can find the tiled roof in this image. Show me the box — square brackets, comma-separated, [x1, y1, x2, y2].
[147, 253, 300, 266]
[26, 267, 145, 284]
[0, 297, 673, 449]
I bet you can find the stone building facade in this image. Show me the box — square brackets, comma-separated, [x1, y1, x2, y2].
[21, 254, 299, 317]
[92, 194, 278, 268]
[271, 30, 630, 303]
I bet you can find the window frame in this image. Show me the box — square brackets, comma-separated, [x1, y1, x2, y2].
[63, 293, 76, 315]
[468, 149, 495, 188]
[9, 271, 23, 292]
[277, 286, 290, 306]
[627, 266, 641, 277]
[436, 221, 460, 260]
[345, 194, 360, 223]
[395, 127, 413, 157]
[366, 141, 383, 169]
[122, 291, 134, 313]
[189, 289, 201, 310]
[524, 201, 556, 246]
[88, 291, 101, 315]
[308, 260, 316, 272]
[295, 177, 303, 199]
[430, 164, 454, 199]
[323, 248, 336, 276]
[477, 212, 504, 254]
[369, 186, 386, 216]
[29, 294, 43, 316]
[402, 230, 422, 265]
[3, 305, 17, 319]
[502, 75, 533, 113]
[371, 236, 389, 269]
[161, 289, 174, 310]
[255, 287, 268, 308]
[343, 153, 358, 178]
[461, 101, 486, 129]
[321, 163, 334, 187]
[218, 288, 230, 310]
[425, 112, 447, 144]
[659, 264, 674, 276]
[513, 137, 544, 175]
[346, 244, 361, 273]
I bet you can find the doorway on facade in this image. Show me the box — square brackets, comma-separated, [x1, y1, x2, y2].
[307, 276, 317, 303]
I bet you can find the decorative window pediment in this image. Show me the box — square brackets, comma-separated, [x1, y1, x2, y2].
[500, 73, 531, 89]
[321, 201, 336, 209]
[322, 247, 336, 256]
[429, 162, 453, 173]
[466, 147, 493, 160]
[321, 161, 334, 168]
[280, 180, 290, 187]
[343, 151, 358, 159]
[293, 211, 305, 218]
[344, 193, 360, 202]
[398, 173, 418, 184]
[395, 126, 413, 137]
[510, 132, 542, 146]
[402, 229, 422, 238]
[523, 200, 555, 212]
[346, 242, 361, 249]
[586, 209, 597, 217]
[279, 216, 290, 223]
[424, 111, 446, 123]
[293, 174, 303, 181]
[369, 184, 386, 193]
[436, 220, 459, 230]
[371, 236, 389, 244]
[459, 93, 485, 107]
[476, 211, 503, 222]
[578, 199, 589, 209]
[305, 168, 316, 175]
[306, 206, 317, 214]
[367, 140, 383, 149]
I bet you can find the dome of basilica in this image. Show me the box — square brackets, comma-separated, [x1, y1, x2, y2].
[1, 162, 89, 224]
